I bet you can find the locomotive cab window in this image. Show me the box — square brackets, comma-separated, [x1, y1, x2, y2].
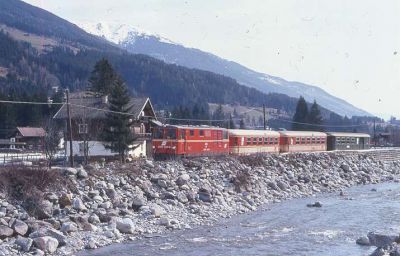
[223, 131, 228, 140]
[153, 128, 163, 139]
[166, 129, 176, 139]
[199, 130, 205, 137]
[180, 130, 185, 139]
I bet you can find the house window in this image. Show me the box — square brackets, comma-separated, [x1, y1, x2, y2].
[78, 124, 88, 134]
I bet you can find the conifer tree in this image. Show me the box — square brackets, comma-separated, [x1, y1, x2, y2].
[239, 119, 245, 129]
[89, 58, 117, 95]
[229, 114, 236, 129]
[308, 100, 323, 131]
[292, 96, 309, 131]
[212, 104, 225, 127]
[102, 76, 134, 163]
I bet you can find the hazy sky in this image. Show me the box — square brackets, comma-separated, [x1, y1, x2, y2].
[24, 0, 400, 119]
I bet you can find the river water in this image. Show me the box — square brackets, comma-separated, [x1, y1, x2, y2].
[80, 182, 400, 256]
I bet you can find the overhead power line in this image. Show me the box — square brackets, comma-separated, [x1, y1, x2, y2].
[0, 99, 369, 128]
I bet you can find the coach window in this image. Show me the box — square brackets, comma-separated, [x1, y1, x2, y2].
[306, 137, 311, 144]
[199, 130, 205, 137]
[258, 137, 263, 144]
[301, 137, 306, 144]
[234, 137, 238, 146]
[253, 138, 257, 145]
[264, 137, 268, 144]
[189, 130, 194, 136]
[296, 137, 300, 144]
[246, 137, 251, 145]
[311, 137, 316, 144]
[275, 137, 279, 144]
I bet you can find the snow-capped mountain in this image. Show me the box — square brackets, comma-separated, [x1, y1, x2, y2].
[79, 22, 370, 117]
[79, 22, 175, 45]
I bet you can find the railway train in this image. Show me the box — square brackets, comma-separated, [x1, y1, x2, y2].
[152, 125, 371, 159]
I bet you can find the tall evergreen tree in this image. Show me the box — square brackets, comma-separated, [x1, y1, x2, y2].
[308, 100, 323, 131]
[212, 104, 225, 127]
[239, 119, 245, 129]
[89, 58, 117, 95]
[292, 96, 309, 131]
[229, 114, 235, 129]
[102, 76, 134, 163]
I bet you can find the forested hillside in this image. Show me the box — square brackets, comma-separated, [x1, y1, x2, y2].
[0, 0, 368, 136]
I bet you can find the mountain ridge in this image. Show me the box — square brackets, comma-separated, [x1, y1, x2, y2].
[79, 22, 371, 118]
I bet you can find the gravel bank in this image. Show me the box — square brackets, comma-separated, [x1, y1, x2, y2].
[0, 151, 399, 255]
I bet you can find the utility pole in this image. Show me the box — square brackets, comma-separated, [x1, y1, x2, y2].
[373, 118, 376, 147]
[263, 104, 266, 130]
[66, 89, 74, 167]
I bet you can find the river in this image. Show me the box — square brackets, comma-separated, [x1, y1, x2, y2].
[79, 182, 400, 256]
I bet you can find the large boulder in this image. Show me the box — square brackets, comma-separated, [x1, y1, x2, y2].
[0, 225, 13, 239]
[367, 232, 399, 248]
[267, 182, 280, 191]
[132, 196, 147, 210]
[63, 167, 77, 176]
[356, 236, 370, 246]
[198, 191, 212, 202]
[59, 193, 72, 208]
[77, 168, 88, 179]
[12, 219, 29, 236]
[60, 222, 78, 233]
[29, 228, 67, 246]
[150, 205, 165, 218]
[116, 218, 135, 234]
[36, 200, 53, 220]
[15, 236, 33, 252]
[72, 198, 87, 211]
[176, 174, 190, 186]
[33, 236, 59, 253]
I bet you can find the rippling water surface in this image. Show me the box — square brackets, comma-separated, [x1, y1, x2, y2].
[80, 183, 400, 256]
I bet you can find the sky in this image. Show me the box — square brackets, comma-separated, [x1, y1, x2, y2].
[24, 0, 400, 119]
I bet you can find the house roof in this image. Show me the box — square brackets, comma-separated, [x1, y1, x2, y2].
[53, 93, 156, 120]
[16, 127, 46, 137]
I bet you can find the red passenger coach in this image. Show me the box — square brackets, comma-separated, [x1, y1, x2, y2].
[279, 131, 327, 153]
[152, 125, 229, 159]
[229, 129, 280, 155]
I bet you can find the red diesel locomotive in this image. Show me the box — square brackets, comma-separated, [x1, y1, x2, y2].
[152, 125, 229, 158]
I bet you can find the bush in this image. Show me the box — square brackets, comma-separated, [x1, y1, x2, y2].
[0, 166, 75, 218]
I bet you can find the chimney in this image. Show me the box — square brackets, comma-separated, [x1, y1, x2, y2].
[102, 95, 108, 104]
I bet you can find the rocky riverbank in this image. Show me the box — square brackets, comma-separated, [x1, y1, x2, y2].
[0, 151, 400, 255]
